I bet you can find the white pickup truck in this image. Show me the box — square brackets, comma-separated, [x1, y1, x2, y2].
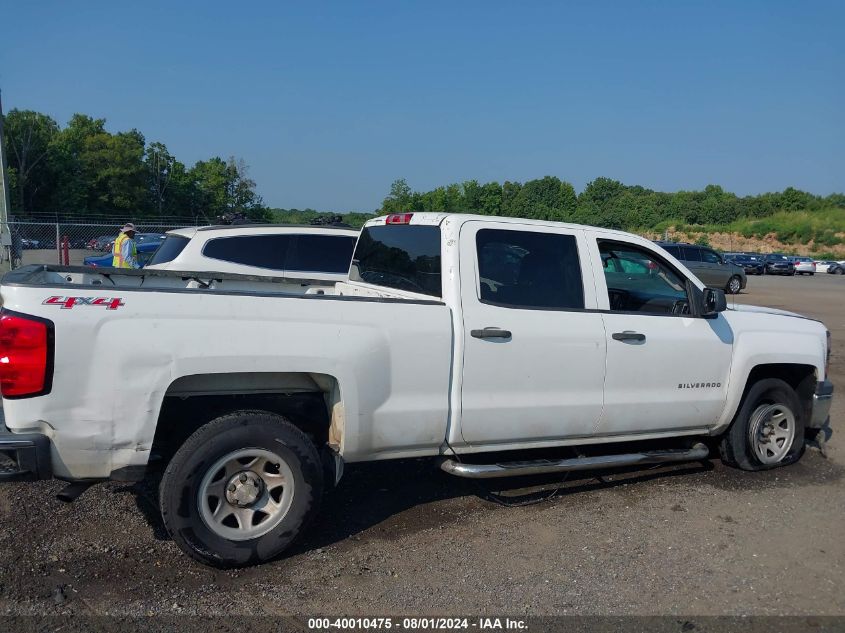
[0, 212, 833, 568]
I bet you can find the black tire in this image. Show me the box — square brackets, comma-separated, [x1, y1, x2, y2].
[835, 267, 844, 275]
[809, 272, 815, 276]
[726, 275, 742, 295]
[719, 378, 805, 471]
[160, 410, 323, 568]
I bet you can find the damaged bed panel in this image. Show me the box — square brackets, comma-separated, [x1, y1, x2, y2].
[0, 275, 452, 479]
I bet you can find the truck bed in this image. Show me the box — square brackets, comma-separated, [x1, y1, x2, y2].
[1, 264, 339, 296]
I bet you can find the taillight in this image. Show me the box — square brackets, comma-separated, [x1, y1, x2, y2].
[0, 312, 53, 398]
[386, 213, 413, 225]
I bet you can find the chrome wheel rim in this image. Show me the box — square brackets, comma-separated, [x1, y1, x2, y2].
[729, 277, 741, 293]
[198, 448, 295, 541]
[748, 403, 795, 464]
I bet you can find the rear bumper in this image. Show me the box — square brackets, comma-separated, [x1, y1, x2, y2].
[0, 429, 52, 481]
[809, 380, 834, 429]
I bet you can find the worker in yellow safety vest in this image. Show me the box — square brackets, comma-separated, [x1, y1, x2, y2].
[112, 223, 140, 269]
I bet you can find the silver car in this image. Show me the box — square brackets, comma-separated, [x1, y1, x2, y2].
[792, 256, 816, 275]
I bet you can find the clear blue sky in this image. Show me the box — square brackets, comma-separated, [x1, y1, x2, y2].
[2, 0, 843, 211]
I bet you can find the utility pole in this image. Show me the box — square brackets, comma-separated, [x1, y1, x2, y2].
[0, 89, 12, 261]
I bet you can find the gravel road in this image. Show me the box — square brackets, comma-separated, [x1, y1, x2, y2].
[1, 273, 843, 617]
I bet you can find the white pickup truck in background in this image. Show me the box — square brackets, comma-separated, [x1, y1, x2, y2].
[0, 212, 834, 568]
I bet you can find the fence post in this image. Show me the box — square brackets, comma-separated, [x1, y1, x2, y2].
[62, 236, 70, 265]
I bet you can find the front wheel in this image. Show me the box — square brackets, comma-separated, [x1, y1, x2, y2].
[726, 275, 742, 294]
[835, 268, 844, 275]
[160, 411, 323, 567]
[719, 378, 805, 471]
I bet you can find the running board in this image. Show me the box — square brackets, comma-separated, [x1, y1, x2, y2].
[438, 442, 710, 479]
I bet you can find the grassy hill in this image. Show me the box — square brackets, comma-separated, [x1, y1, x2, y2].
[645, 208, 845, 257]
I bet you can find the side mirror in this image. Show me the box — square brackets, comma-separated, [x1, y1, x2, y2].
[702, 287, 727, 315]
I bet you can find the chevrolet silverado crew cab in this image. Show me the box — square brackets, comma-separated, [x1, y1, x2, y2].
[0, 212, 833, 568]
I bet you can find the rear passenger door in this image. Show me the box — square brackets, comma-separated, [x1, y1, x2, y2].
[678, 245, 707, 283]
[696, 247, 728, 288]
[458, 221, 606, 445]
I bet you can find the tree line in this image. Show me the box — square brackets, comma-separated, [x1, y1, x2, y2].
[380, 177, 845, 231]
[1, 109, 270, 222]
[4, 107, 842, 232]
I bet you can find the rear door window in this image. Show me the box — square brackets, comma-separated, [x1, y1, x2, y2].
[202, 235, 291, 270]
[680, 246, 702, 262]
[286, 235, 356, 274]
[476, 229, 584, 310]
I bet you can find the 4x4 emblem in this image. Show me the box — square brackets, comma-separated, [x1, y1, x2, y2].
[42, 296, 125, 310]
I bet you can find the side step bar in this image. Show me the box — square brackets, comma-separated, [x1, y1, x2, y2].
[438, 442, 710, 479]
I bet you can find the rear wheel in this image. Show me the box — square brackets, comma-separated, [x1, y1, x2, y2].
[726, 275, 742, 294]
[160, 411, 323, 567]
[835, 267, 844, 275]
[719, 378, 805, 471]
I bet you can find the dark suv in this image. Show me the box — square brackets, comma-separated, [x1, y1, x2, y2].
[655, 242, 747, 294]
[763, 254, 795, 276]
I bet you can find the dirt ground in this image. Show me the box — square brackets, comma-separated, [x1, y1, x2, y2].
[0, 273, 843, 617]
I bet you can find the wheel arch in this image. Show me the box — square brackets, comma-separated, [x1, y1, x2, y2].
[716, 361, 818, 434]
[151, 371, 346, 465]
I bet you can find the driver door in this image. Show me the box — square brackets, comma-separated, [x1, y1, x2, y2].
[587, 232, 733, 435]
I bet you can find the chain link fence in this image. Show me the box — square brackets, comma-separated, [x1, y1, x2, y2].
[0, 221, 201, 273]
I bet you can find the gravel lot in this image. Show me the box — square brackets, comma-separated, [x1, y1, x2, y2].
[1, 273, 843, 617]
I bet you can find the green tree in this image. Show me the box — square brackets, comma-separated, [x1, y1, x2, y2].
[381, 178, 413, 214]
[188, 156, 267, 221]
[579, 177, 625, 207]
[2, 109, 59, 216]
[81, 128, 148, 214]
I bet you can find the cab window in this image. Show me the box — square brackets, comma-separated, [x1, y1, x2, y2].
[599, 241, 690, 315]
[476, 229, 584, 310]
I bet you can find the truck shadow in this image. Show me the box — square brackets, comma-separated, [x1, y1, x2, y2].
[121, 457, 717, 552]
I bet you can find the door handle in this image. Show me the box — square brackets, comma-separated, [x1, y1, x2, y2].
[471, 327, 512, 339]
[612, 331, 646, 342]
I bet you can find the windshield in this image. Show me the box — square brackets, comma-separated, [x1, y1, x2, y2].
[350, 224, 442, 297]
[148, 235, 190, 266]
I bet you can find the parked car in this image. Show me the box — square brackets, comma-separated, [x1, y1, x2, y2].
[0, 212, 833, 568]
[20, 238, 40, 249]
[763, 254, 795, 276]
[654, 242, 747, 294]
[90, 235, 116, 252]
[819, 261, 845, 275]
[724, 253, 764, 275]
[145, 224, 360, 286]
[83, 241, 161, 268]
[792, 257, 816, 275]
